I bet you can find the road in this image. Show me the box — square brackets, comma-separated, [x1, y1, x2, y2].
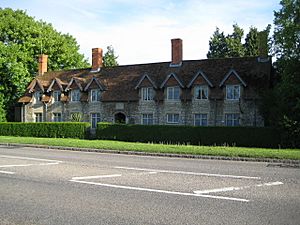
[0, 145, 299, 225]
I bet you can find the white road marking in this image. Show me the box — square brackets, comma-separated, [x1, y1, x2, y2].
[0, 162, 60, 168]
[0, 170, 15, 174]
[193, 181, 284, 194]
[69, 179, 249, 202]
[115, 166, 260, 180]
[0, 155, 62, 163]
[72, 174, 122, 180]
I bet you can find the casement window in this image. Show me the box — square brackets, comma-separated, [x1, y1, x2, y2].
[70, 89, 81, 102]
[90, 89, 101, 102]
[53, 113, 62, 122]
[226, 85, 240, 100]
[194, 85, 208, 100]
[35, 113, 43, 122]
[142, 113, 154, 125]
[167, 86, 180, 100]
[166, 113, 180, 124]
[225, 113, 240, 126]
[141, 87, 154, 101]
[194, 113, 208, 126]
[91, 113, 101, 129]
[53, 91, 61, 102]
[34, 91, 42, 102]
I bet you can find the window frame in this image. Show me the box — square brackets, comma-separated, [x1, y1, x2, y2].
[70, 89, 81, 102]
[34, 91, 42, 102]
[194, 113, 208, 126]
[35, 113, 43, 122]
[166, 113, 180, 124]
[226, 85, 240, 100]
[90, 113, 101, 129]
[225, 113, 240, 126]
[141, 87, 154, 101]
[141, 113, 154, 125]
[53, 91, 61, 102]
[167, 86, 180, 101]
[53, 112, 62, 122]
[194, 85, 209, 100]
[90, 89, 101, 102]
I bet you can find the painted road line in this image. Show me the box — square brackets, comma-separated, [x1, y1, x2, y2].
[69, 179, 249, 202]
[0, 155, 62, 163]
[0, 170, 15, 175]
[72, 174, 122, 180]
[0, 162, 61, 168]
[193, 181, 284, 194]
[115, 166, 261, 180]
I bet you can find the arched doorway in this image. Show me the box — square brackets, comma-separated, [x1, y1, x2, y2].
[114, 112, 126, 124]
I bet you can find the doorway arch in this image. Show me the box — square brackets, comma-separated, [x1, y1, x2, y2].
[114, 112, 126, 124]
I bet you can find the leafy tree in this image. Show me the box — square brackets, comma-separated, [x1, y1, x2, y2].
[103, 45, 119, 67]
[226, 24, 245, 57]
[207, 28, 228, 58]
[0, 8, 89, 121]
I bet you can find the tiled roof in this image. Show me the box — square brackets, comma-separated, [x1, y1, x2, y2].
[19, 56, 271, 103]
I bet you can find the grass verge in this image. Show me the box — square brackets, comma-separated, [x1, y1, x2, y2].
[0, 136, 299, 160]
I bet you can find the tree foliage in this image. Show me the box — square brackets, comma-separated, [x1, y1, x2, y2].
[0, 8, 89, 121]
[103, 45, 119, 67]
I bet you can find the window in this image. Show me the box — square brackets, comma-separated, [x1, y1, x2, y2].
[141, 87, 154, 101]
[34, 91, 42, 102]
[226, 85, 240, 100]
[167, 86, 180, 100]
[194, 114, 208, 126]
[53, 91, 61, 102]
[225, 113, 240, 126]
[91, 89, 101, 102]
[194, 85, 208, 100]
[91, 113, 101, 129]
[167, 113, 180, 124]
[53, 113, 62, 122]
[142, 114, 154, 125]
[70, 89, 80, 102]
[35, 113, 43, 122]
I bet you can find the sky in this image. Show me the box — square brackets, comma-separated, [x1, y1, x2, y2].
[1, 0, 280, 65]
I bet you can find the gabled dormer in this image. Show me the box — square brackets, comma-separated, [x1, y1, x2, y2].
[47, 78, 65, 103]
[188, 70, 214, 100]
[65, 78, 83, 102]
[28, 79, 44, 103]
[219, 69, 247, 100]
[160, 73, 184, 101]
[135, 74, 157, 102]
[84, 77, 104, 102]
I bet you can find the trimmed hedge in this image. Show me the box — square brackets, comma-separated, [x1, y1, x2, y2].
[0, 122, 90, 139]
[96, 123, 281, 148]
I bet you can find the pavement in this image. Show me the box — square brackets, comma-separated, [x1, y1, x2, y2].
[0, 145, 299, 225]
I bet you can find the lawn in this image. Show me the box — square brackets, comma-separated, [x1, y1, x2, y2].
[0, 136, 299, 160]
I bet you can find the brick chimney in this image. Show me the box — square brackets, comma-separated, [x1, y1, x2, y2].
[91, 48, 103, 72]
[38, 54, 48, 75]
[170, 38, 182, 67]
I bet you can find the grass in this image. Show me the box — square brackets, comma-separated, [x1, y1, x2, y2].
[0, 136, 299, 160]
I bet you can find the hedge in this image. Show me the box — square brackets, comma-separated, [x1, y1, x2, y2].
[0, 122, 90, 139]
[96, 123, 281, 148]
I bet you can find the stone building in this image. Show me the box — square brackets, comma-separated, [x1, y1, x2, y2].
[18, 38, 272, 128]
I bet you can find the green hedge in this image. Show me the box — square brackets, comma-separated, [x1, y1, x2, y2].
[96, 123, 281, 148]
[0, 122, 90, 139]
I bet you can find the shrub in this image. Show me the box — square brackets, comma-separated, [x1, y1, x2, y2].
[96, 123, 281, 148]
[0, 122, 90, 139]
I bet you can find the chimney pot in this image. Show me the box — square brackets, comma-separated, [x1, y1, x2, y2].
[170, 38, 182, 67]
[92, 48, 103, 72]
[38, 54, 48, 75]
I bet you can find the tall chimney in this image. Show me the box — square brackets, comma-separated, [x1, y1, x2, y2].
[38, 54, 48, 75]
[170, 38, 182, 66]
[91, 48, 103, 72]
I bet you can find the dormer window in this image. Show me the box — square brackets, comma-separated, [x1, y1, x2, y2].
[34, 91, 42, 102]
[226, 85, 240, 100]
[194, 85, 208, 100]
[141, 87, 154, 101]
[53, 91, 61, 102]
[91, 89, 101, 102]
[167, 86, 180, 100]
[70, 89, 80, 102]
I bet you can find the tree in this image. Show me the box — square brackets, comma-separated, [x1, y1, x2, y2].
[226, 24, 245, 57]
[207, 28, 228, 58]
[103, 45, 119, 67]
[0, 8, 89, 121]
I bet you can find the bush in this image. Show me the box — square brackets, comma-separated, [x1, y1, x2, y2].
[0, 122, 90, 139]
[96, 123, 281, 148]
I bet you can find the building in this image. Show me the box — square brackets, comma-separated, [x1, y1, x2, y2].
[17, 39, 272, 128]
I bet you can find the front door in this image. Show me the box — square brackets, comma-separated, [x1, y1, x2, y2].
[114, 112, 126, 124]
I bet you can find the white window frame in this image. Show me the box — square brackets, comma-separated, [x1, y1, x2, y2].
[225, 113, 240, 126]
[226, 85, 240, 100]
[90, 89, 101, 102]
[91, 113, 101, 129]
[142, 113, 154, 125]
[194, 85, 208, 100]
[141, 87, 154, 101]
[53, 91, 61, 102]
[34, 91, 42, 102]
[53, 113, 62, 122]
[35, 113, 43, 122]
[194, 113, 208, 126]
[166, 113, 180, 124]
[167, 86, 180, 101]
[70, 89, 81, 102]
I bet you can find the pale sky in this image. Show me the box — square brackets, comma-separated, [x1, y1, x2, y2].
[1, 0, 280, 65]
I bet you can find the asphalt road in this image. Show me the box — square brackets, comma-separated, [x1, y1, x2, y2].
[0, 145, 299, 225]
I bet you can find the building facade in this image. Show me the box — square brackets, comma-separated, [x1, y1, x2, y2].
[18, 39, 272, 128]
